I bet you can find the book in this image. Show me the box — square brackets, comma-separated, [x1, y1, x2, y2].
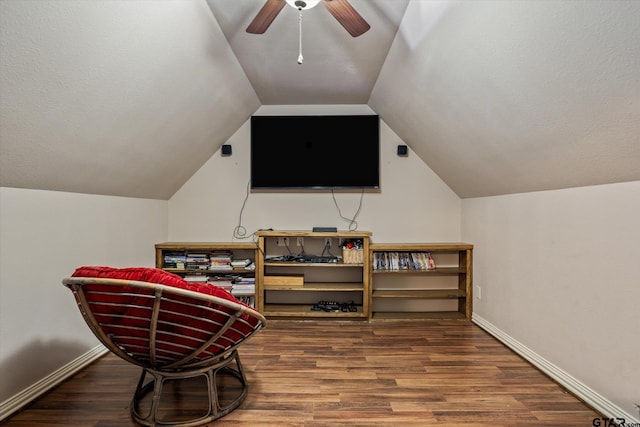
[411, 252, 426, 270]
[231, 283, 255, 295]
[184, 275, 208, 282]
[426, 252, 436, 270]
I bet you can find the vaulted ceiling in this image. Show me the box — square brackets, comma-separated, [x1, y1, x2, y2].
[206, 0, 410, 104]
[1, 0, 639, 200]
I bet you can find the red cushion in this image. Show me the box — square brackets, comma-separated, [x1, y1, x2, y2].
[70, 266, 261, 365]
[71, 266, 240, 303]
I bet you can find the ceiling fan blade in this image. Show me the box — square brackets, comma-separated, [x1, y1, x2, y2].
[322, 0, 370, 37]
[246, 0, 286, 34]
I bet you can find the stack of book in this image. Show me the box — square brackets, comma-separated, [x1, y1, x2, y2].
[210, 251, 233, 271]
[232, 277, 255, 308]
[232, 277, 255, 296]
[184, 274, 208, 283]
[207, 275, 235, 292]
[163, 251, 187, 269]
[186, 253, 209, 270]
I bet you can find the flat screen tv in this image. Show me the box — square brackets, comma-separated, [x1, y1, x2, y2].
[250, 115, 380, 190]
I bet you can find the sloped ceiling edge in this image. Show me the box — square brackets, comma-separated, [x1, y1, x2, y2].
[370, 0, 640, 198]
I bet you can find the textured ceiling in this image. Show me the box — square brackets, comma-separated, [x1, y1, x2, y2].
[1, 0, 639, 200]
[0, 0, 260, 199]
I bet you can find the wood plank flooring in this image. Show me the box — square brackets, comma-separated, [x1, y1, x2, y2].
[2, 320, 602, 426]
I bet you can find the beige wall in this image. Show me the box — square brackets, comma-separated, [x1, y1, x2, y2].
[462, 181, 640, 419]
[169, 106, 462, 243]
[0, 187, 167, 402]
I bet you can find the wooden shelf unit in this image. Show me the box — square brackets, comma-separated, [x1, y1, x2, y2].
[155, 239, 472, 321]
[154, 242, 259, 307]
[369, 243, 473, 321]
[256, 230, 371, 320]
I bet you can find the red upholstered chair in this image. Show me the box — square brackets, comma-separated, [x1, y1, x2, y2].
[63, 266, 265, 427]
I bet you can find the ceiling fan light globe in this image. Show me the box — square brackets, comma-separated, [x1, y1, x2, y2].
[286, 0, 321, 10]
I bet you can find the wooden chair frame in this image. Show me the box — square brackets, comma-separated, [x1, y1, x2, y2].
[63, 277, 266, 427]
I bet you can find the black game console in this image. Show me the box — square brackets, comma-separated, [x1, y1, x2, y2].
[307, 256, 338, 263]
[311, 300, 357, 312]
[312, 227, 337, 232]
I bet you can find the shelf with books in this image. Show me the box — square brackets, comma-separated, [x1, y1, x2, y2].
[369, 243, 473, 321]
[155, 242, 258, 309]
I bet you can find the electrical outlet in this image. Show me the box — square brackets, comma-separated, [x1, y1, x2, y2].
[475, 285, 482, 300]
[297, 237, 304, 246]
[324, 238, 331, 248]
[276, 237, 289, 247]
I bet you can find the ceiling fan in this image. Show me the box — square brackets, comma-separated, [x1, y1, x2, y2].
[246, 0, 371, 38]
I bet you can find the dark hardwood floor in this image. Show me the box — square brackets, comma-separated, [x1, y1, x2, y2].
[2, 320, 601, 426]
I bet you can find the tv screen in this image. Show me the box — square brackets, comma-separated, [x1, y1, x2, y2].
[250, 115, 380, 189]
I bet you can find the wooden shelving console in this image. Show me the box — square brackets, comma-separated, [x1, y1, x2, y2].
[255, 230, 371, 320]
[369, 243, 473, 320]
[155, 238, 473, 321]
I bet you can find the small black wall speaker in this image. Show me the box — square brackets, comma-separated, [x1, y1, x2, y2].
[221, 144, 232, 156]
[397, 145, 408, 156]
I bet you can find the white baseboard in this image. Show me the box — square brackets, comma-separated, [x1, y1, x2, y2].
[0, 344, 108, 421]
[472, 313, 639, 424]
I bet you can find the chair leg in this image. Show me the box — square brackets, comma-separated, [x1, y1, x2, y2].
[131, 368, 165, 427]
[130, 350, 250, 427]
[210, 350, 249, 418]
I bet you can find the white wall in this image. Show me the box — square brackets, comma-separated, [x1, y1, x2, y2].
[169, 105, 462, 242]
[462, 181, 640, 418]
[0, 187, 167, 403]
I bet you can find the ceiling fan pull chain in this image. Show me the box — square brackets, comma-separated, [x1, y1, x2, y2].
[297, 8, 303, 64]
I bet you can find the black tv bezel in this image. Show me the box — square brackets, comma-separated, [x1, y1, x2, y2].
[249, 115, 380, 191]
